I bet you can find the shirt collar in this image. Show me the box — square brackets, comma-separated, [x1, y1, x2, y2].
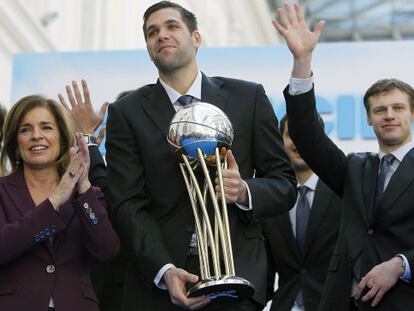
[159, 71, 202, 105]
[378, 141, 414, 163]
[298, 173, 318, 192]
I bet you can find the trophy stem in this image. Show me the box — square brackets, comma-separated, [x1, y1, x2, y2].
[196, 148, 231, 276]
[181, 155, 221, 278]
[179, 163, 210, 279]
[215, 148, 235, 276]
[202, 184, 211, 277]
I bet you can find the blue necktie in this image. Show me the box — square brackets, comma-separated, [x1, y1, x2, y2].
[295, 186, 310, 308]
[375, 154, 395, 206]
[177, 95, 193, 106]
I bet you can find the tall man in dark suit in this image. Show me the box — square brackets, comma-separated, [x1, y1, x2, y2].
[105, 1, 296, 310]
[273, 3, 414, 311]
[264, 115, 342, 311]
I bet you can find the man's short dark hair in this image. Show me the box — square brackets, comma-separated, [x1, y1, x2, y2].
[142, 1, 198, 40]
[363, 79, 414, 113]
[279, 113, 325, 135]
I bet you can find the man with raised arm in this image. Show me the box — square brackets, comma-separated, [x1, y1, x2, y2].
[273, 3, 414, 310]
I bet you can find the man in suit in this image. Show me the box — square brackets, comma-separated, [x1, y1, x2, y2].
[263, 115, 342, 311]
[273, 3, 414, 310]
[105, 1, 296, 310]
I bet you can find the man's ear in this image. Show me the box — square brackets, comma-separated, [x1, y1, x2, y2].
[367, 114, 372, 126]
[193, 30, 202, 48]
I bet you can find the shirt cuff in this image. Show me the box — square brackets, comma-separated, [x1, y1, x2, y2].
[289, 76, 313, 95]
[397, 254, 411, 282]
[154, 263, 175, 289]
[235, 180, 252, 211]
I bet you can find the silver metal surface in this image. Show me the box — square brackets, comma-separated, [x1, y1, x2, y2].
[167, 102, 234, 165]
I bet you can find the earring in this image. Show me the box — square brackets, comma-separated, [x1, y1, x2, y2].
[15, 150, 21, 166]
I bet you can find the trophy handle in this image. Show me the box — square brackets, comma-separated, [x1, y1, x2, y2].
[196, 148, 233, 276]
[180, 156, 221, 278]
[215, 148, 235, 276]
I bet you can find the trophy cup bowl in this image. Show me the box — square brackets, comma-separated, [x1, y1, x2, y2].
[167, 102, 255, 300]
[167, 102, 234, 165]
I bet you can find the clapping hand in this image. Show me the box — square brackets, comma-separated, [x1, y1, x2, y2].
[49, 133, 91, 211]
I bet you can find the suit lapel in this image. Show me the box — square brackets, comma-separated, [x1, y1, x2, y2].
[201, 74, 229, 111]
[277, 214, 301, 260]
[303, 181, 332, 258]
[376, 148, 414, 216]
[4, 168, 37, 216]
[362, 155, 379, 224]
[142, 80, 176, 138]
[141, 74, 229, 139]
[3, 168, 75, 257]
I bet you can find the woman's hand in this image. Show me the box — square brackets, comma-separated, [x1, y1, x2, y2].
[49, 145, 82, 211]
[75, 132, 91, 194]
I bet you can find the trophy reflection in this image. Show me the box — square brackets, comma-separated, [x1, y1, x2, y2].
[167, 102, 255, 300]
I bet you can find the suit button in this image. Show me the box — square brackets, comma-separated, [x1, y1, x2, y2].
[300, 269, 306, 274]
[186, 225, 194, 232]
[367, 229, 374, 235]
[83, 202, 89, 209]
[46, 264, 56, 274]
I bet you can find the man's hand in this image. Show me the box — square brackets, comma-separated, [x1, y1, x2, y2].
[58, 79, 108, 138]
[354, 257, 404, 307]
[272, 3, 324, 78]
[215, 150, 248, 205]
[163, 267, 211, 309]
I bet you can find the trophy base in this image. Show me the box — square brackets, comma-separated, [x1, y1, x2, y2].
[187, 275, 255, 300]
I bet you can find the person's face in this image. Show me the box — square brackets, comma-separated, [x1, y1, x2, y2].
[145, 8, 201, 74]
[282, 121, 309, 172]
[367, 89, 414, 151]
[17, 107, 61, 170]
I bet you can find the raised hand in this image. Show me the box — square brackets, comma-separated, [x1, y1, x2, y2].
[273, 3, 324, 59]
[273, 3, 324, 78]
[58, 79, 108, 138]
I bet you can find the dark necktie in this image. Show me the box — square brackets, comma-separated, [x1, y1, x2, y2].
[375, 154, 395, 206]
[296, 186, 311, 254]
[177, 95, 193, 106]
[295, 186, 311, 308]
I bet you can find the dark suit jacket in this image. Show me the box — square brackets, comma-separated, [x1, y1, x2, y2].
[88, 145, 128, 311]
[0, 167, 120, 311]
[264, 179, 341, 311]
[105, 73, 297, 310]
[285, 86, 414, 311]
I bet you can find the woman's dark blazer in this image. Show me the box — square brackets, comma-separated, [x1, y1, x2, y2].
[0, 167, 120, 311]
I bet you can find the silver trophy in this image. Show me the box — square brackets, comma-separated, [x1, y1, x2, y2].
[167, 102, 255, 300]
